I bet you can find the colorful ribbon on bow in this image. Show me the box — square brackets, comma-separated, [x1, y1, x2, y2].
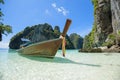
[62, 36, 66, 57]
[60, 35, 66, 57]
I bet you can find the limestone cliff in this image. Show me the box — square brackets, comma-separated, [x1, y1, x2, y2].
[69, 33, 83, 49]
[94, 0, 113, 46]
[83, 0, 120, 49]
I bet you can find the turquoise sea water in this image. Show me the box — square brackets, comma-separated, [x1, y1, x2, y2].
[0, 49, 120, 80]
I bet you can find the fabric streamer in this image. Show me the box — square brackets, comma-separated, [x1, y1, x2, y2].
[60, 35, 66, 57]
[62, 37, 66, 57]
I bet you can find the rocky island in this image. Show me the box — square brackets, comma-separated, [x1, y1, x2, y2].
[9, 23, 83, 49]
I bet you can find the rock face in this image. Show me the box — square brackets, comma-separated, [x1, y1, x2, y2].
[9, 23, 81, 49]
[83, 0, 120, 50]
[111, 0, 120, 34]
[31, 23, 55, 43]
[69, 33, 83, 49]
[94, 0, 113, 46]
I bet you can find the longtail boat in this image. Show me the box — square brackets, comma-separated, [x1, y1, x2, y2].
[17, 19, 72, 58]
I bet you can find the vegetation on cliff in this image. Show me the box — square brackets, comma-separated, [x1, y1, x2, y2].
[102, 33, 116, 48]
[92, 0, 98, 14]
[82, 0, 98, 49]
[83, 24, 96, 49]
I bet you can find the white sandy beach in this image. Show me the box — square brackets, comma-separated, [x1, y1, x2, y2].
[0, 50, 120, 80]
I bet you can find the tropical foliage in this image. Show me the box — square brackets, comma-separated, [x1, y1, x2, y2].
[0, 0, 12, 41]
[92, 0, 98, 14]
[102, 33, 116, 48]
[82, 0, 98, 49]
[83, 23, 96, 49]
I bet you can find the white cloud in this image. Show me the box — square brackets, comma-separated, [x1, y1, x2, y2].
[57, 8, 62, 12]
[51, 3, 56, 8]
[51, 3, 69, 16]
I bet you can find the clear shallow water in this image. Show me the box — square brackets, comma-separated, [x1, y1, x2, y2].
[0, 49, 120, 80]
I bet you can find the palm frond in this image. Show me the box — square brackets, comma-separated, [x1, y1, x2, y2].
[0, 24, 12, 35]
[0, 0, 4, 4]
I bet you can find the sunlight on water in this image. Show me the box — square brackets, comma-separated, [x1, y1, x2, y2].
[0, 49, 120, 80]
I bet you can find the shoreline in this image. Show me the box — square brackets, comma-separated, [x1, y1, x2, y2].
[79, 45, 120, 53]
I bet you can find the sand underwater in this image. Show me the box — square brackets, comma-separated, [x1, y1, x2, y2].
[0, 49, 120, 80]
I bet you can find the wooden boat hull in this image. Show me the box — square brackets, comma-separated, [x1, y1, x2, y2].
[17, 38, 62, 58]
[17, 19, 72, 58]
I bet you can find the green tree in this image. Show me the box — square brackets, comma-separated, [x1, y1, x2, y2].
[0, 0, 12, 41]
[0, 0, 4, 4]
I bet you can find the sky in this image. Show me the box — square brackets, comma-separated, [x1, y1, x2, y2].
[0, 0, 94, 48]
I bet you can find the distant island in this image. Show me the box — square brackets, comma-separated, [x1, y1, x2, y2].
[80, 0, 120, 52]
[9, 23, 83, 49]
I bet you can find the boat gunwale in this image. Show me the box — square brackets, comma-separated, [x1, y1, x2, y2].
[17, 38, 62, 51]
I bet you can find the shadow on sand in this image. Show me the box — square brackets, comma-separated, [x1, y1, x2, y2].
[19, 54, 101, 67]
